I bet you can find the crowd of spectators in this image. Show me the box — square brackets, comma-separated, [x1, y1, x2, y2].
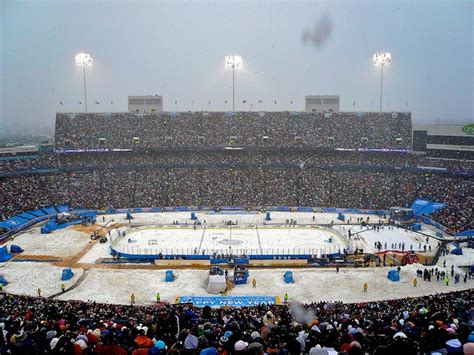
[0, 290, 472, 354]
[0, 111, 471, 234]
[54, 112, 412, 150]
[1, 150, 473, 173]
[1, 166, 472, 232]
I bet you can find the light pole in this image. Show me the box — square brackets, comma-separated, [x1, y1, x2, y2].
[75, 52, 93, 113]
[373, 52, 391, 112]
[225, 55, 242, 111]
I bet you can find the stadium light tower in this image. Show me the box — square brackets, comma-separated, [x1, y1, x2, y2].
[75, 52, 93, 113]
[225, 55, 242, 111]
[373, 52, 391, 112]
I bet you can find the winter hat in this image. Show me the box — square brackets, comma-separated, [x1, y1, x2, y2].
[250, 331, 260, 339]
[350, 341, 362, 349]
[46, 330, 57, 339]
[348, 326, 358, 335]
[446, 328, 456, 334]
[200, 347, 218, 355]
[219, 336, 228, 344]
[185, 334, 199, 349]
[309, 345, 329, 355]
[148, 348, 161, 355]
[74, 339, 87, 350]
[446, 338, 462, 352]
[234, 340, 249, 351]
[50, 338, 60, 350]
[247, 342, 264, 354]
[93, 329, 101, 339]
[76, 334, 88, 343]
[155, 340, 166, 349]
[224, 331, 233, 338]
[468, 331, 474, 343]
[393, 332, 407, 339]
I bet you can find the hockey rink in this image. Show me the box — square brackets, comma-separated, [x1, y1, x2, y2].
[112, 225, 344, 256]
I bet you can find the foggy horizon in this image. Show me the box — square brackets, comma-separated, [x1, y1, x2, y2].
[1, 0, 473, 134]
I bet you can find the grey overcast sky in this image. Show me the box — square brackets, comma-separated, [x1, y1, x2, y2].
[0, 0, 472, 132]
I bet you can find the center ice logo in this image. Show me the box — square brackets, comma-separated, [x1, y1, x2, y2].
[462, 123, 474, 135]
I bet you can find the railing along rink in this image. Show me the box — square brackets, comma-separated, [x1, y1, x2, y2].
[109, 222, 345, 258]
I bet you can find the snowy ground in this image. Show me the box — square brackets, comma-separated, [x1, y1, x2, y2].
[0, 262, 83, 297]
[0, 211, 470, 306]
[77, 241, 112, 264]
[4, 226, 90, 257]
[333, 225, 439, 255]
[1, 262, 471, 305]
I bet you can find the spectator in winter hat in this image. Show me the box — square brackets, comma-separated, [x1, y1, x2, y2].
[445, 337, 463, 354]
[200, 347, 218, 355]
[185, 331, 199, 349]
[234, 340, 249, 352]
[308, 344, 329, 355]
[247, 341, 264, 354]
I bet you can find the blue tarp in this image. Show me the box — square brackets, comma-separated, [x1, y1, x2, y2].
[42, 206, 58, 215]
[0, 276, 8, 286]
[0, 221, 15, 231]
[165, 270, 174, 282]
[457, 230, 474, 237]
[387, 269, 400, 282]
[411, 199, 446, 216]
[56, 205, 70, 213]
[0, 246, 13, 262]
[61, 268, 74, 281]
[17, 212, 35, 220]
[412, 223, 421, 231]
[77, 211, 97, 218]
[296, 207, 313, 212]
[283, 271, 294, 283]
[10, 245, 23, 253]
[28, 209, 46, 217]
[451, 248, 463, 255]
[268, 206, 291, 212]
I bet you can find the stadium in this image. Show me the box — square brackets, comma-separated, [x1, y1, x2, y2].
[1, 1, 473, 354]
[0, 109, 473, 353]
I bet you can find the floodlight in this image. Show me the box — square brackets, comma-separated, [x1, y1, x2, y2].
[373, 52, 392, 112]
[75, 52, 93, 112]
[75, 52, 93, 66]
[225, 55, 242, 68]
[373, 52, 391, 66]
[225, 55, 243, 111]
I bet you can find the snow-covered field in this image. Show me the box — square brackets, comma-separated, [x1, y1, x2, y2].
[0, 210, 471, 306]
[334, 225, 438, 254]
[1, 262, 471, 305]
[5, 226, 90, 257]
[0, 262, 83, 297]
